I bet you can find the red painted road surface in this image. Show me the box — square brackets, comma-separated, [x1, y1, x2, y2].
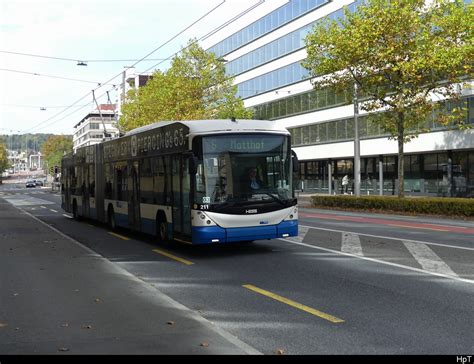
[299, 212, 474, 235]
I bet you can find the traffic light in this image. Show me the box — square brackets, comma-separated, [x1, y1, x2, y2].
[50, 166, 54, 175]
[54, 166, 58, 174]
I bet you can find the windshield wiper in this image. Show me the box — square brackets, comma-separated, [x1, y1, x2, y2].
[211, 197, 242, 211]
[261, 192, 286, 206]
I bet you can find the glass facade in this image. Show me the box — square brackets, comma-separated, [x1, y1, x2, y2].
[254, 87, 351, 120]
[225, 3, 360, 77]
[225, 23, 313, 77]
[208, 0, 331, 58]
[237, 61, 310, 99]
[259, 96, 474, 147]
[297, 152, 474, 198]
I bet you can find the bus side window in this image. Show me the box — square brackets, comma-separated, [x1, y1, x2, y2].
[105, 163, 113, 199]
[163, 155, 172, 204]
[89, 164, 95, 198]
[154, 156, 166, 205]
[116, 164, 127, 201]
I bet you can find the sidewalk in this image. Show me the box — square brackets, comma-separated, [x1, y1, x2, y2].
[0, 199, 260, 355]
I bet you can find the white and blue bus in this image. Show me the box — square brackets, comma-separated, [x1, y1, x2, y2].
[61, 119, 298, 245]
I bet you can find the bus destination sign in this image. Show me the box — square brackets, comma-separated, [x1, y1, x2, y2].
[103, 123, 189, 162]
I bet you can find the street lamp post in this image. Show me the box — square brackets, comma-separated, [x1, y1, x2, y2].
[353, 82, 361, 197]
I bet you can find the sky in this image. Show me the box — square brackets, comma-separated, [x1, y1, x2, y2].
[0, 0, 260, 136]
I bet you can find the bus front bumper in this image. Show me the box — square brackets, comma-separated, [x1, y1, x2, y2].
[191, 220, 298, 244]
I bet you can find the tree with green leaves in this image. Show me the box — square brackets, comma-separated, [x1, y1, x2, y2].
[302, 0, 473, 197]
[119, 40, 253, 131]
[40, 135, 73, 173]
[0, 141, 10, 175]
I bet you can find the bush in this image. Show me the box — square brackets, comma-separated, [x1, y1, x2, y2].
[310, 195, 474, 217]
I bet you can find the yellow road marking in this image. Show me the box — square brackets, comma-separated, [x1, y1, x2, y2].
[152, 248, 194, 265]
[243, 284, 344, 324]
[108, 232, 130, 240]
[388, 224, 449, 232]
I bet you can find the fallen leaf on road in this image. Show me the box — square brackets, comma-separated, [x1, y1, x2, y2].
[276, 349, 285, 355]
[58, 347, 70, 352]
[200, 341, 209, 347]
[94, 298, 101, 303]
[81, 325, 93, 329]
[167, 321, 175, 325]
[61, 323, 69, 328]
[0, 323, 8, 328]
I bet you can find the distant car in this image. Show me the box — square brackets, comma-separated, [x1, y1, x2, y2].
[34, 179, 44, 186]
[26, 179, 36, 188]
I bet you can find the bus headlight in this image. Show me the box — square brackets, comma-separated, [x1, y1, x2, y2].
[192, 210, 217, 227]
[284, 207, 298, 221]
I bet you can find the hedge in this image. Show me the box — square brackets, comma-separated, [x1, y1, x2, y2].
[310, 195, 474, 217]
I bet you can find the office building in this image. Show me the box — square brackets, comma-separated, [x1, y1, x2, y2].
[203, 0, 474, 197]
[73, 104, 119, 153]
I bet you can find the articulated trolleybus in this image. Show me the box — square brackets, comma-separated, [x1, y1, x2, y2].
[61, 119, 298, 245]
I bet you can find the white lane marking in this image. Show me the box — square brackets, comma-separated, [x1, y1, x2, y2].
[285, 225, 309, 243]
[299, 224, 474, 252]
[49, 209, 58, 213]
[63, 214, 73, 219]
[280, 238, 474, 285]
[16, 206, 263, 355]
[40, 206, 47, 209]
[403, 241, 459, 278]
[341, 232, 363, 256]
[3, 195, 55, 206]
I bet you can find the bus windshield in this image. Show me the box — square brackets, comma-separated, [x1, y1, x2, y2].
[194, 134, 292, 209]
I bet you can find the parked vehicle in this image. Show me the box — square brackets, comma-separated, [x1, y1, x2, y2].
[26, 179, 36, 188]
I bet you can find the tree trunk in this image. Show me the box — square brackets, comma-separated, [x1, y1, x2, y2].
[397, 114, 405, 198]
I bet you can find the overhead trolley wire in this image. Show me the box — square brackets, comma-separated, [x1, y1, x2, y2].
[139, 0, 265, 76]
[0, 68, 107, 85]
[0, 50, 168, 63]
[20, 0, 227, 134]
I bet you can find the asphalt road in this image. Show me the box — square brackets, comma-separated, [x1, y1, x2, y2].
[1, 183, 473, 355]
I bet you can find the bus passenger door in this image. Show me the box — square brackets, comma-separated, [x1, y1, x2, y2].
[182, 157, 191, 236]
[128, 161, 140, 230]
[171, 155, 183, 236]
[83, 166, 90, 217]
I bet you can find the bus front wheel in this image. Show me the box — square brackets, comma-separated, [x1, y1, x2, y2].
[156, 217, 168, 245]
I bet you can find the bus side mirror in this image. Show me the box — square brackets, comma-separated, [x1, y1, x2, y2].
[291, 150, 299, 173]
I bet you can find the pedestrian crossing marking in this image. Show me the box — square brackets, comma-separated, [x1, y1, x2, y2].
[281, 225, 473, 284]
[341, 232, 363, 256]
[403, 241, 459, 278]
